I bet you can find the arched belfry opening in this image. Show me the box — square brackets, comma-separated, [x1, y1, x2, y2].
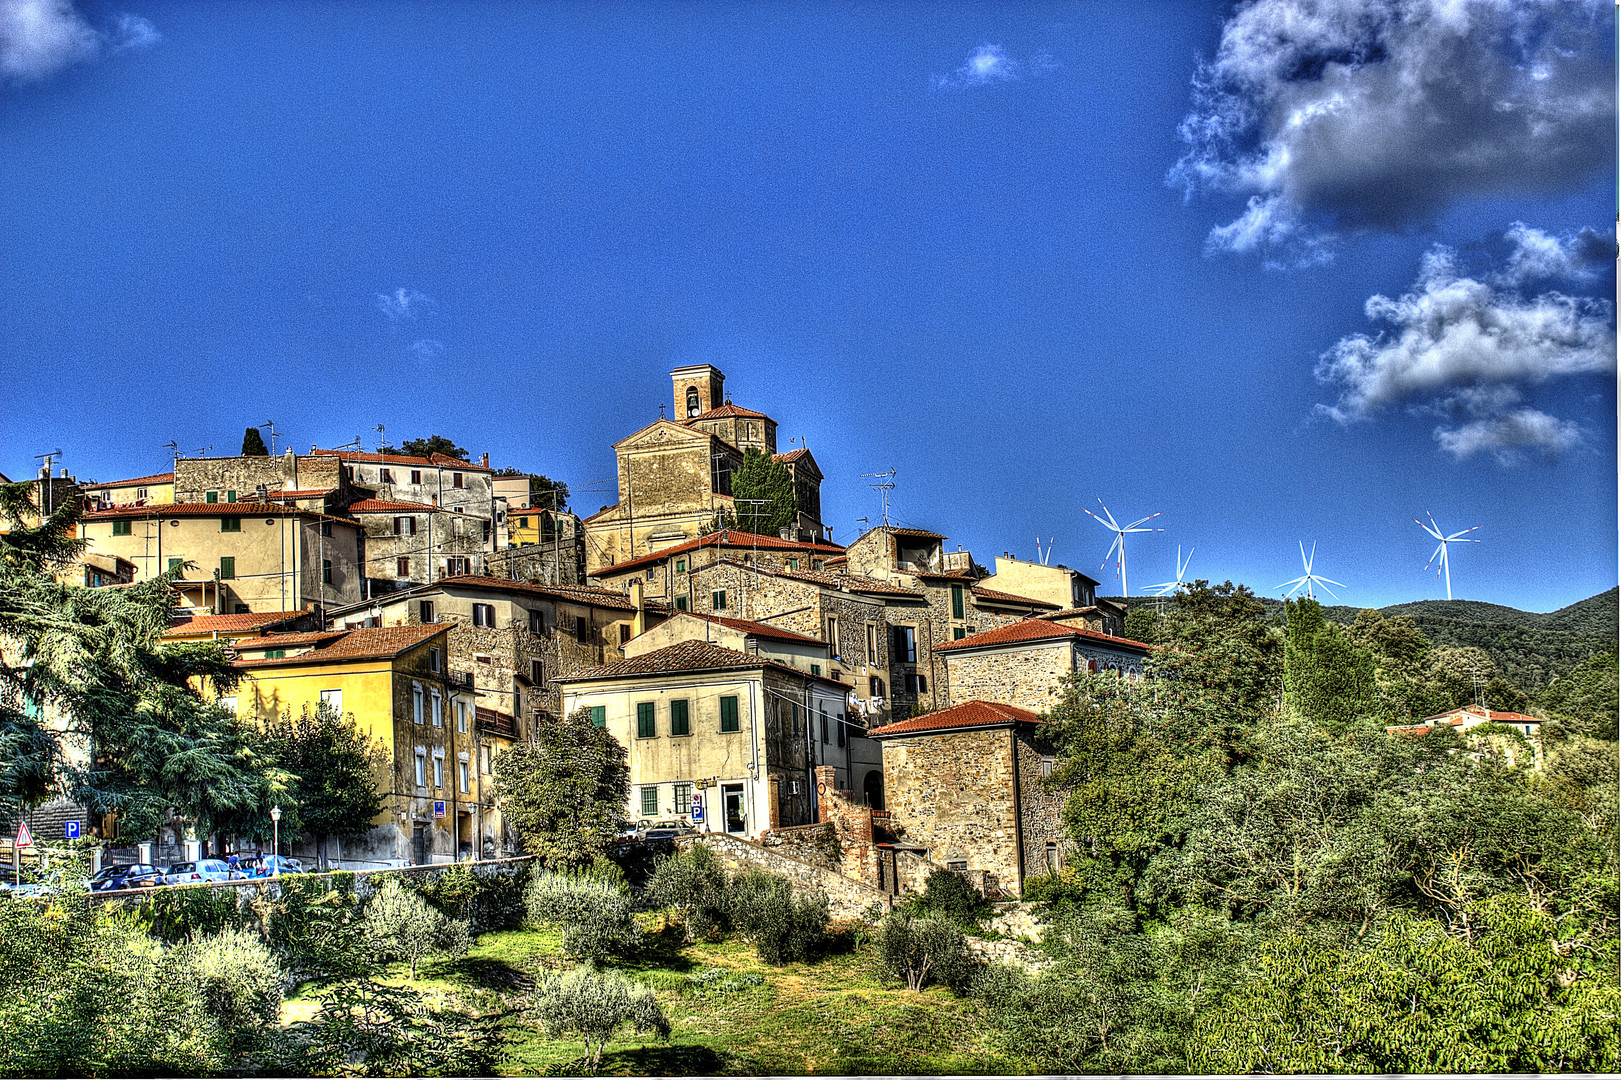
[686, 387, 700, 417]
[671, 364, 725, 419]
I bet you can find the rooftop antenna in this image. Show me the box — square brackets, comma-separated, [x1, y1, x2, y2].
[1415, 512, 1480, 601]
[1278, 541, 1344, 601]
[373, 424, 386, 452]
[860, 469, 896, 527]
[162, 441, 180, 469]
[192, 445, 213, 459]
[33, 449, 63, 515]
[259, 421, 278, 456]
[333, 437, 362, 452]
[1082, 498, 1163, 597]
[1150, 546, 1195, 596]
[1469, 666, 1487, 710]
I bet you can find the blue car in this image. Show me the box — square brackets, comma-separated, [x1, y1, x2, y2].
[165, 858, 240, 885]
[100, 864, 166, 890]
[248, 855, 305, 877]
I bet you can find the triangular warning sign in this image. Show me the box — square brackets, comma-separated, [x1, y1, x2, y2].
[14, 822, 32, 848]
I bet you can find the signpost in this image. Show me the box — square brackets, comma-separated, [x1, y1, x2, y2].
[691, 795, 704, 824]
[12, 821, 32, 883]
[64, 821, 80, 840]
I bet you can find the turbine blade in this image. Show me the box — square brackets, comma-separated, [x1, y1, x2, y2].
[1124, 511, 1164, 530]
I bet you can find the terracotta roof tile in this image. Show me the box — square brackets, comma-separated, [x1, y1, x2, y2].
[594, 530, 844, 576]
[772, 448, 810, 463]
[267, 488, 337, 499]
[933, 617, 1151, 654]
[664, 611, 824, 645]
[165, 610, 310, 636]
[723, 560, 925, 598]
[90, 472, 173, 488]
[684, 403, 771, 421]
[309, 449, 493, 472]
[83, 501, 352, 524]
[434, 574, 645, 610]
[344, 497, 440, 513]
[969, 585, 1060, 608]
[233, 623, 446, 667]
[877, 526, 947, 540]
[554, 639, 803, 682]
[868, 699, 1042, 738]
[1420, 704, 1543, 725]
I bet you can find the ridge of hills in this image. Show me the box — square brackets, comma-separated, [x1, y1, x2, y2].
[1117, 587, 1618, 692]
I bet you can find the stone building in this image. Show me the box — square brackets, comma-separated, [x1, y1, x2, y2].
[932, 618, 1152, 712]
[581, 364, 829, 572]
[556, 640, 850, 835]
[868, 699, 1065, 897]
[345, 496, 495, 596]
[328, 574, 666, 723]
[78, 502, 363, 617]
[224, 623, 498, 866]
[490, 473, 585, 585]
[590, 528, 845, 605]
[979, 553, 1126, 636]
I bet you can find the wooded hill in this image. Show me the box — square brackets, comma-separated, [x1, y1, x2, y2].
[1120, 587, 1617, 693]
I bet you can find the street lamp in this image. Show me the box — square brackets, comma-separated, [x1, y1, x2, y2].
[269, 806, 282, 877]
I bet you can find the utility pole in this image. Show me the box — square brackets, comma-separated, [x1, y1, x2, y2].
[32, 449, 63, 516]
[260, 421, 278, 456]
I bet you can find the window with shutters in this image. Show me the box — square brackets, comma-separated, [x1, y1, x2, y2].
[819, 709, 828, 743]
[720, 695, 740, 732]
[452, 473, 464, 488]
[620, 624, 631, 644]
[893, 625, 917, 663]
[670, 699, 690, 736]
[675, 558, 686, 573]
[951, 585, 965, 619]
[636, 702, 656, 738]
[458, 760, 469, 792]
[413, 684, 424, 724]
[455, 700, 467, 733]
[394, 517, 415, 536]
[112, 520, 132, 536]
[865, 624, 878, 664]
[640, 786, 659, 816]
[869, 676, 884, 698]
[588, 705, 606, 727]
[826, 618, 840, 657]
[428, 648, 441, 672]
[432, 754, 444, 787]
[218, 557, 235, 580]
[675, 596, 688, 611]
[226, 490, 236, 502]
[472, 603, 495, 627]
[712, 590, 726, 610]
[410, 469, 422, 484]
[420, 600, 435, 622]
[810, 664, 820, 677]
[953, 626, 967, 640]
[380, 469, 394, 484]
[414, 751, 427, 786]
[836, 710, 846, 747]
[431, 691, 443, 727]
[446, 557, 470, 576]
[787, 557, 799, 571]
[322, 559, 332, 584]
[219, 516, 241, 533]
[531, 659, 545, 685]
[529, 610, 544, 634]
[206, 491, 218, 503]
[397, 557, 411, 577]
[481, 746, 491, 774]
[167, 557, 183, 574]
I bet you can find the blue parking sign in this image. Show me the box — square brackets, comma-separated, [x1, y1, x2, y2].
[690, 795, 703, 823]
[65, 820, 80, 840]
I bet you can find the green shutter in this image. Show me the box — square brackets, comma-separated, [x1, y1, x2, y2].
[670, 699, 690, 736]
[675, 596, 689, 611]
[226, 490, 236, 503]
[953, 626, 966, 640]
[712, 590, 726, 610]
[951, 585, 964, 619]
[167, 558, 183, 574]
[112, 520, 132, 537]
[720, 695, 739, 732]
[589, 705, 606, 728]
[219, 557, 235, 580]
[636, 701, 656, 738]
[206, 491, 218, 503]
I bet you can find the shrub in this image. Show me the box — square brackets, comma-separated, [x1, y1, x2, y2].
[875, 910, 977, 992]
[281, 976, 503, 1076]
[920, 868, 988, 926]
[724, 869, 828, 964]
[684, 967, 765, 996]
[525, 870, 639, 962]
[133, 883, 247, 944]
[647, 844, 728, 942]
[1021, 870, 1088, 909]
[365, 878, 471, 979]
[171, 927, 286, 1056]
[253, 874, 372, 979]
[418, 863, 527, 934]
[533, 968, 670, 1072]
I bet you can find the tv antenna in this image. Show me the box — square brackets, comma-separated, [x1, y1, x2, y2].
[1278, 542, 1344, 601]
[373, 424, 386, 451]
[33, 449, 63, 515]
[259, 421, 278, 456]
[1082, 498, 1163, 597]
[860, 469, 896, 527]
[192, 445, 213, 459]
[1414, 512, 1480, 601]
[1150, 546, 1195, 596]
[163, 441, 180, 467]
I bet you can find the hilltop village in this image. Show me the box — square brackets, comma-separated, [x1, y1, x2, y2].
[11, 364, 1162, 896]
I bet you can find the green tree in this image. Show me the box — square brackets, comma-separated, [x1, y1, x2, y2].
[491, 707, 628, 866]
[874, 910, 975, 992]
[364, 878, 470, 980]
[241, 426, 269, 456]
[495, 467, 571, 511]
[380, 435, 468, 460]
[533, 968, 670, 1072]
[524, 870, 640, 962]
[1536, 649, 1618, 740]
[265, 701, 389, 869]
[1283, 598, 1377, 732]
[724, 868, 828, 964]
[283, 976, 503, 1076]
[647, 843, 729, 942]
[729, 448, 797, 536]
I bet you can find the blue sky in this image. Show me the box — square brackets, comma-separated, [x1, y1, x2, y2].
[2, 0, 1615, 612]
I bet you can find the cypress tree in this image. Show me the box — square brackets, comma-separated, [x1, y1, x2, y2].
[241, 427, 269, 455]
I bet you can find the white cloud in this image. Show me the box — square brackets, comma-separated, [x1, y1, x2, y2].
[1169, 0, 1614, 261]
[935, 43, 1056, 89]
[1, 0, 97, 81]
[376, 288, 431, 321]
[0, 1, 157, 82]
[409, 339, 444, 362]
[1498, 221, 1611, 285]
[1315, 229, 1614, 461]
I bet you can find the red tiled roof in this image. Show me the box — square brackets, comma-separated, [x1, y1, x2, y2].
[685, 403, 771, 422]
[90, 472, 173, 488]
[878, 526, 947, 540]
[309, 449, 493, 472]
[772, 448, 809, 463]
[84, 501, 336, 521]
[344, 498, 439, 513]
[433, 574, 646, 611]
[712, 559, 925, 598]
[867, 699, 1042, 738]
[594, 530, 845, 576]
[1420, 704, 1543, 725]
[233, 623, 447, 667]
[235, 630, 349, 650]
[554, 639, 802, 683]
[970, 585, 1059, 608]
[915, 568, 975, 580]
[267, 488, 337, 499]
[665, 611, 824, 645]
[933, 617, 1151, 654]
[165, 610, 309, 636]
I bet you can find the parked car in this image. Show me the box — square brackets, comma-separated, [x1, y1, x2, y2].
[0, 880, 50, 900]
[640, 819, 698, 842]
[164, 859, 240, 885]
[86, 866, 125, 892]
[245, 855, 305, 877]
[102, 864, 165, 890]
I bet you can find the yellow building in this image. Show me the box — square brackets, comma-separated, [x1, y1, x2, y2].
[84, 471, 175, 507]
[78, 501, 363, 616]
[222, 623, 506, 866]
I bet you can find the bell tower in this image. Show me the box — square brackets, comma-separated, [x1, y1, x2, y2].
[671, 364, 725, 420]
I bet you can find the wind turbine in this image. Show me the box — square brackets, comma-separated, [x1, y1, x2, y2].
[1278, 542, 1344, 600]
[1150, 546, 1195, 596]
[1082, 499, 1163, 597]
[1414, 513, 1480, 601]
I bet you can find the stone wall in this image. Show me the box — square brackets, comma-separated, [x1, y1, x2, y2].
[358, 509, 490, 594]
[941, 642, 1074, 712]
[813, 765, 881, 886]
[880, 727, 1021, 896]
[174, 454, 297, 502]
[1013, 729, 1066, 880]
[760, 821, 839, 870]
[678, 832, 892, 920]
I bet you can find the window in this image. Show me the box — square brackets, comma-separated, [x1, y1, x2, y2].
[112, 520, 132, 536]
[136, 488, 147, 501]
[674, 783, 692, 814]
[820, 709, 828, 744]
[397, 557, 411, 578]
[472, 603, 496, 627]
[712, 590, 726, 610]
[420, 600, 435, 622]
[528, 659, 545, 686]
[951, 584, 965, 619]
[574, 615, 591, 644]
[395, 516, 416, 536]
[219, 695, 237, 714]
[640, 786, 659, 816]
[206, 491, 218, 503]
[675, 596, 688, 611]
[319, 689, 342, 713]
[866, 624, 878, 664]
[233, 605, 248, 614]
[826, 618, 840, 657]
[481, 746, 492, 774]
[1040, 756, 1056, 778]
[588, 705, 606, 728]
[413, 684, 424, 724]
[813, 559, 823, 570]
[787, 557, 799, 571]
[675, 558, 686, 573]
[263, 649, 286, 659]
[218, 557, 235, 580]
[456, 700, 468, 733]
[810, 663, 820, 677]
[947, 860, 968, 872]
[953, 626, 967, 641]
[226, 490, 236, 503]
[646, 568, 656, 581]
[620, 624, 632, 644]
[322, 559, 332, 584]
[869, 676, 885, 699]
[410, 469, 422, 484]
[836, 710, 846, 748]
[636, 701, 656, 738]
[893, 625, 917, 663]
[1045, 842, 1059, 873]
[431, 691, 443, 727]
[905, 672, 928, 694]
[529, 610, 544, 634]
[428, 648, 441, 672]
[446, 557, 470, 576]
[380, 469, 394, 484]
[452, 473, 464, 489]
[475, 654, 492, 667]
[720, 695, 740, 732]
[321, 521, 332, 536]
[670, 699, 690, 736]
[167, 557, 184, 574]
[432, 754, 444, 788]
[220, 516, 241, 532]
[458, 760, 469, 792]
[414, 751, 427, 786]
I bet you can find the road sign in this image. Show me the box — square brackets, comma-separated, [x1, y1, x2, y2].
[64, 821, 80, 840]
[14, 822, 32, 848]
[690, 795, 704, 823]
[433, 800, 445, 818]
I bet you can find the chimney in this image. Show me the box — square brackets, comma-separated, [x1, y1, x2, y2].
[628, 578, 646, 638]
[480, 452, 489, 469]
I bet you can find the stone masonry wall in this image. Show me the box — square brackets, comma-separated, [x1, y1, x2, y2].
[881, 727, 1020, 896]
[678, 832, 892, 920]
[813, 765, 879, 887]
[1014, 729, 1066, 883]
[174, 455, 296, 502]
[942, 642, 1074, 712]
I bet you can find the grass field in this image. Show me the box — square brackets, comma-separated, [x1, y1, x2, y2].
[285, 918, 1027, 1076]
